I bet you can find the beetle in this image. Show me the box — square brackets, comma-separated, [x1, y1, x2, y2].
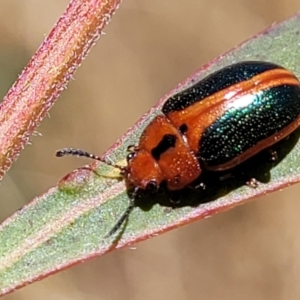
[56, 61, 300, 236]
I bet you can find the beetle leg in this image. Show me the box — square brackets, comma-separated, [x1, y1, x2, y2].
[246, 178, 259, 188]
[168, 191, 182, 208]
[266, 149, 278, 163]
[193, 181, 206, 190]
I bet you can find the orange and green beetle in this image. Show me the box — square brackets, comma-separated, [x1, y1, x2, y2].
[57, 61, 300, 236]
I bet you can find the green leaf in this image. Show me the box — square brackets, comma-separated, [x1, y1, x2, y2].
[1, 11, 300, 297]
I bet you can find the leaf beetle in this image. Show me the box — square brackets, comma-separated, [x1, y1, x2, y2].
[56, 61, 300, 236]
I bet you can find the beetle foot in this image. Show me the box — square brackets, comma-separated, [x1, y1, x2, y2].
[246, 178, 259, 188]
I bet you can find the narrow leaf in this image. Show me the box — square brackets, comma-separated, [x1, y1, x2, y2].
[1, 11, 300, 296]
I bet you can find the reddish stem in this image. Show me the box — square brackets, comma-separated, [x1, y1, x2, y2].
[0, 0, 122, 178]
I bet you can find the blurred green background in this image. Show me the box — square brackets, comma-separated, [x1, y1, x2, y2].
[1, 1, 300, 299]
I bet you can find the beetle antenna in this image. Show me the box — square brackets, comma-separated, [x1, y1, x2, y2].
[56, 148, 124, 171]
[106, 201, 135, 238]
[105, 187, 139, 237]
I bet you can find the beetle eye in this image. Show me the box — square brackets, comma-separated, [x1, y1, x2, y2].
[126, 152, 136, 163]
[146, 180, 158, 192]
